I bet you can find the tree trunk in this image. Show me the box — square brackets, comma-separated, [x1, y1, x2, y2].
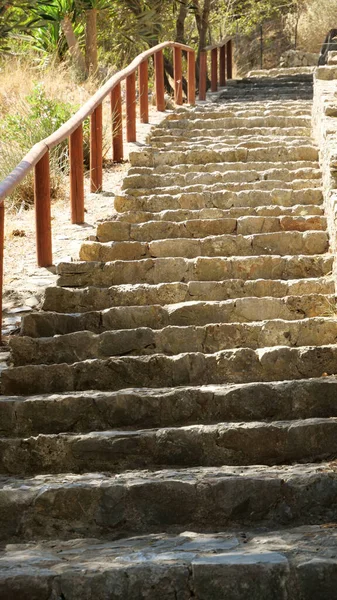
[175, 0, 188, 44]
[85, 8, 98, 76]
[61, 15, 87, 78]
[193, 0, 211, 89]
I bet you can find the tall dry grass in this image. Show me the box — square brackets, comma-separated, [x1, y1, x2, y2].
[0, 57, 95, 118]
[295, 0, 337, 53]
[0, 58, 99, 211]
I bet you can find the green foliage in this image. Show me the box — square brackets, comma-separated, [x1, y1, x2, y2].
[0, 0, 40, 51]
[1, 83, 75, 164]
[0, 83, 90, 207]
[26, 0, 84, 59]
[225, 0, 297, 35]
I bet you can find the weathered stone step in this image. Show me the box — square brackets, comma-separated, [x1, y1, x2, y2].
[3, 344, 337, 395]
[129, 145, 318, 167]
[97, 215, 326, 243]
[149, 126, 312, 140]
[170, 106, 312, 120]
[3, 378, 337, 436]
[161, 116, 311, 130]
[128, 160, 319, 176]
[1, 464, 337, 543]
[246, 67, 314, 77]
[122, 167, 320, 190]
[56, 255, 333, 288]
[1, 417, 337, 474]
[221, 89, 313, 101]
[113, 205, 324, 225]
[79, 231, 329, 262]
[10, 317, 337, 366]
[115, 188, 322, 212]
[122, 182, 321, 204]
[2, 526, 337, 600]
[148, 138, 316, 152]
[40, 277, 334, 315]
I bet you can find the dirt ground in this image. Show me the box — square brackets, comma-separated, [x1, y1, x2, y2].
[2, 108, 167, 338]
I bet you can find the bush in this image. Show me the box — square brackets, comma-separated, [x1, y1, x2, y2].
[0, 82, 90, 209]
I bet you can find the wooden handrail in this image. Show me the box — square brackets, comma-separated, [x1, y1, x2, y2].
[199, 38, 233, 101]
[0, 40, 196, 342]
[0, 41, 194, 205]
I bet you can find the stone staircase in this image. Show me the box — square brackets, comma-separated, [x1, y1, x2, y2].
[1, 72, 337, 599]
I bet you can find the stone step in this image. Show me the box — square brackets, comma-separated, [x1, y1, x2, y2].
[169, 106, 312, 120]
[79, 231, 329, 262]
[2, 378, 337, 436]
[161, 116, 311, 130]
[148, 138, 316, 152]
[128, 160, 319, 176]
[149, 127, 312, 141]
[56, 255, 333, 288]
[10, 316, 337, 366]
[115, 188, 322, 212]
[122, 181, 321, 201]
[2, 526, 337, 600]
[122, 167, 320, 190]
[1, 464, 337, 543]
[113, 205, 324, 225]
[1, 416, 337, 474]
[247, 67, 314, 77]
[129, 145, 318, 167]
[97, 215, 327, 243]
[3, 344, 337, 395]
[221, 89, 313, 101]
[40, 277, 334, 315]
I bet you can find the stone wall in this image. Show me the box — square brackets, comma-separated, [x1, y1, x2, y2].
[312, 59, 337, 260]
[280, 49, 319, 68]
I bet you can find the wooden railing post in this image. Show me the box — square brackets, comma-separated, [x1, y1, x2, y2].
[155, 50, 165, 111]
[227, 39, 233, 79]
[211, 47, 218, 92]
[111, 83, 123, 163]
[187, 51, 196, 105]
[199, 51, 207, 100]
[34, 151, 52, 267]
[219, 44, 226, 86]
[69, 124, 85, 225]
[174, 46, 183, 105]
[139, 59, 149, 123]
[0, 202, 4, 343]
[90, 103, 103, 193]
[126, 71, 136, 143]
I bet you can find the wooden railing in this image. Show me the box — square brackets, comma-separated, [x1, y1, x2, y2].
[0, 42, 195, 264]
[199, 36, 234, 100]
[0, 38, 235, 341]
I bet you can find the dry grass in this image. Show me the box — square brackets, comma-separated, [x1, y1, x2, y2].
[295, 0, 337, 53]
[0, 58, 112, 211]
[0, 57, 95, 118]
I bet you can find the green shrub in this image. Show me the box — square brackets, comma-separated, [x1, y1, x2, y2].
[0, 83, 90, 209]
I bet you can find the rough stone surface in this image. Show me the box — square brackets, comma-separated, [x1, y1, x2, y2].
[2, 68, 337, 596]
